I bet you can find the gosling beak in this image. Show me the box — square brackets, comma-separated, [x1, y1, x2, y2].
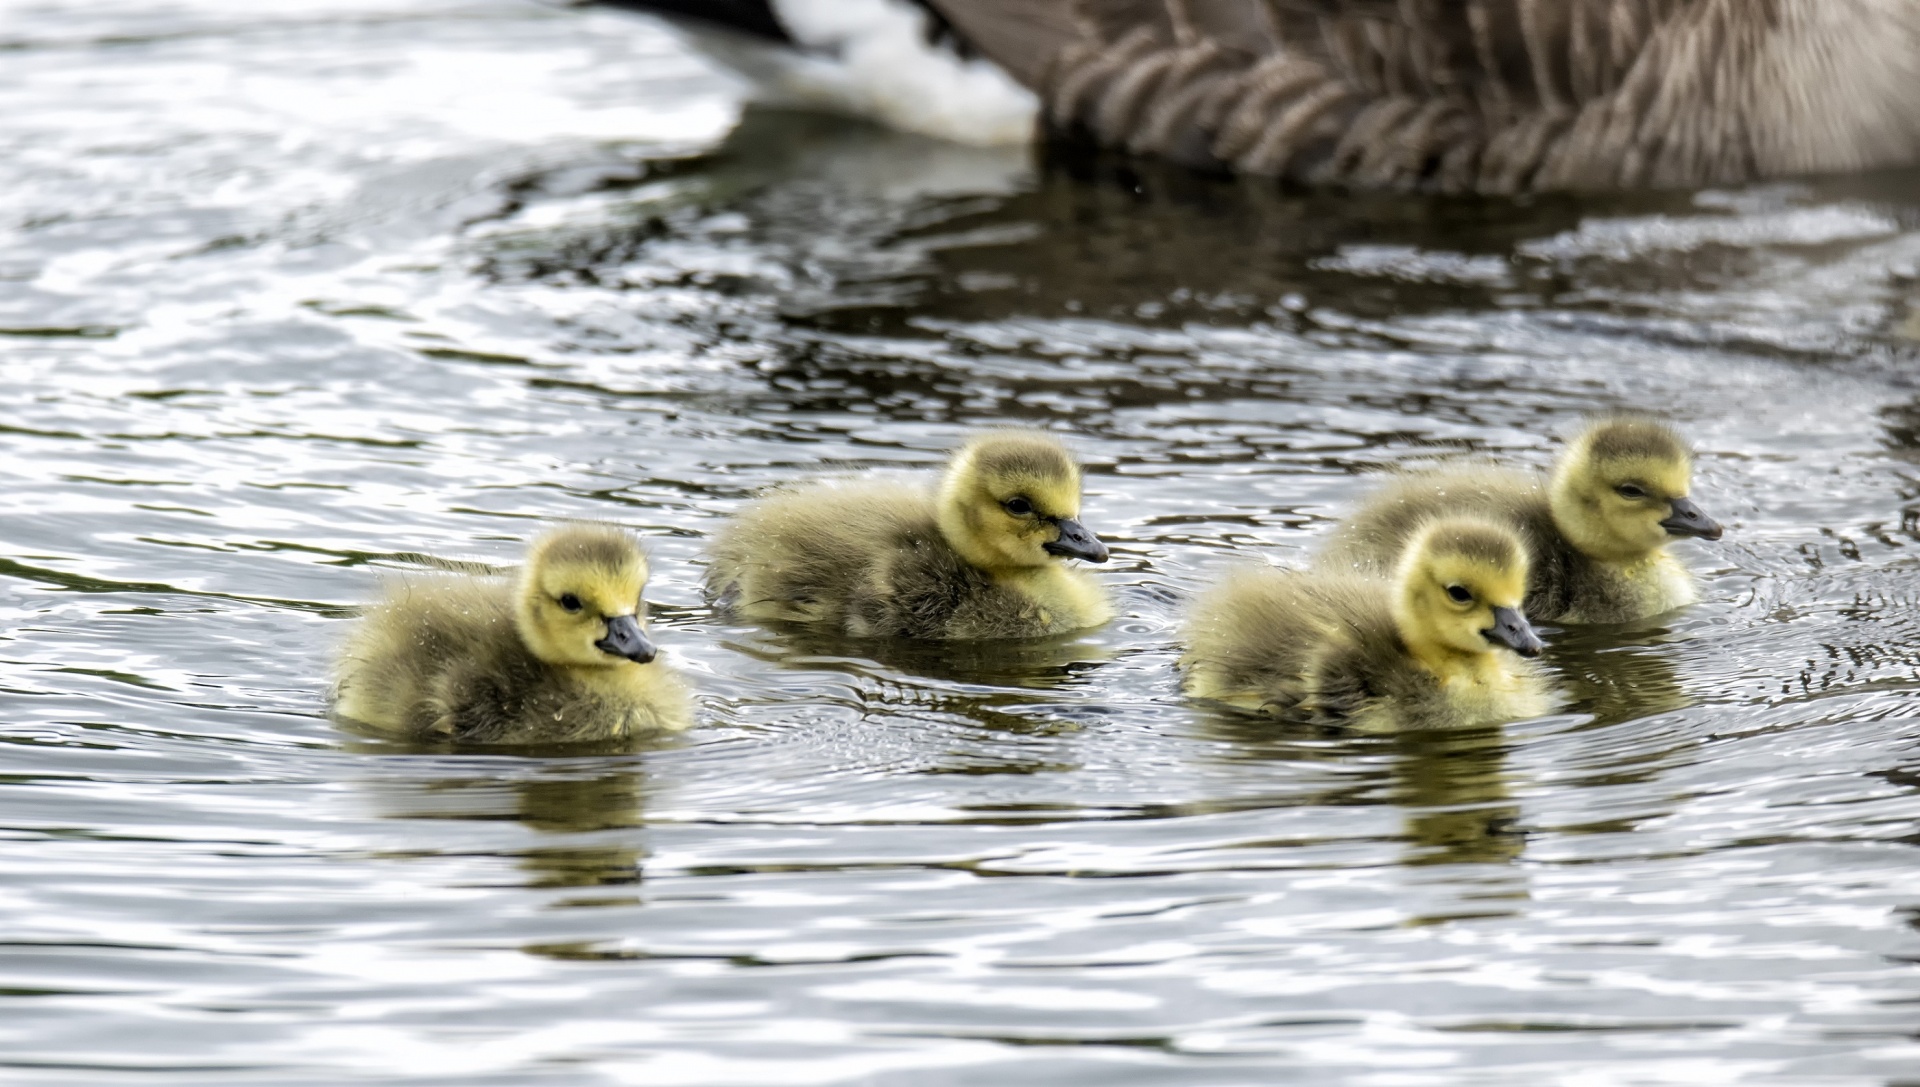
[1482, 605, 1544, 658]
[1659, 495, 1723, 541]
[1042, 516, 1109, 563]
[595, 613, 656, 664]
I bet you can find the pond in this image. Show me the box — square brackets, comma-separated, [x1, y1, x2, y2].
[3, 1, 1920, 1082]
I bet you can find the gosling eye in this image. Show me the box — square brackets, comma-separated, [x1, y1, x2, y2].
[1002, 496, 1034, 517]
[558, 593, 584, 613]
[1445, 584, 1473, 604]
[1615, 483, 1648, 500]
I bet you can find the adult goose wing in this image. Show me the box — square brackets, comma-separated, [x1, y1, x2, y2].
[931, 0, 1920, 192]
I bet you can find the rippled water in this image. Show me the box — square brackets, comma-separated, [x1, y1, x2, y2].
[6, 2, 1920, 1082]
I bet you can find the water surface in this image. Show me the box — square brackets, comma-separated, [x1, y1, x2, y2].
[4, 2, 1920, 1083]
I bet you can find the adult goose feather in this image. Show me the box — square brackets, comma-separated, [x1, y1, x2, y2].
[608, 0, 1920, 191]
[938, 0, 1920, 191]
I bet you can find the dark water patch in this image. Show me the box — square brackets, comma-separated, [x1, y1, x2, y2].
[0, 325, 118, 339]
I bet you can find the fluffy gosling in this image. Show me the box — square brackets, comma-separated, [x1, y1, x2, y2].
[1318, 415, 1723, 623]
[1183, 517, 1551, 729]
[705, 430, 1112, 640]
[333, 524, 691, 744]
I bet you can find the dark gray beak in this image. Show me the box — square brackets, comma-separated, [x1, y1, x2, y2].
[1660, 496, 1723, 541]
[1482, 605, 1544, 658]
[595, 613, 656, 664]
[1042, 516, 1109, 563]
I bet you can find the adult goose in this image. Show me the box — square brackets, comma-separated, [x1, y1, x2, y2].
[597, 0, 1920, 192]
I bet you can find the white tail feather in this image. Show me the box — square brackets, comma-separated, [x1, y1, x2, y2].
[666, 0, 1038, 146]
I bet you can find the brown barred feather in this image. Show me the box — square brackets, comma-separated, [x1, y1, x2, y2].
[927, 0, 1920, 191]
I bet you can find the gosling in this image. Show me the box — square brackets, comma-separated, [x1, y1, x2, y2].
[333, 524, 691, 744]
[1183, 517, 1551, 729]
[1317, 415, 1723, 624]
[705, 430, 1112, 640]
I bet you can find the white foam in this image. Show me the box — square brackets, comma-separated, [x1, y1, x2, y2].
[669, 0, 1039, 146]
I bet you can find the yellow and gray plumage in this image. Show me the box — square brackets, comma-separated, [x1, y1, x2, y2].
[705, 430, 1113, 640]
[1183, 516, 1552, 729]
[333, 524, 691, 744]
[1317, 416, 1723, 624]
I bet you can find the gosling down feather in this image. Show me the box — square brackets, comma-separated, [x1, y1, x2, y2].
[600, 0, 1920, 192]
[1318, 415, 1723, 625]
[706, 430, 1113, 640]
[1183, 516, 1552, 729]
[333, 525, 692, 744]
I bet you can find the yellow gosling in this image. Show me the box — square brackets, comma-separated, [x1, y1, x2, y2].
[706, 430, 1112, 640]
[1184, 517, 1552, 729]
[333, 524, 691, 744]
[1317, 414, 1723, 623]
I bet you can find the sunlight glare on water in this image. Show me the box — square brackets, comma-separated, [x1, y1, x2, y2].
[3, 2, 1920, 1084]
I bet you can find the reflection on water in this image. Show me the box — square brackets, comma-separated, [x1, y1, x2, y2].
[369, 763, 652, 893]
[5, 2, 1920, 1083]
[1195, 712, 1525, 880]
[514, 770, 648, 892]
[1391, 728, 1522, 872]
[1547, 624, 1693, 725]
[724, 619, 1115, 690]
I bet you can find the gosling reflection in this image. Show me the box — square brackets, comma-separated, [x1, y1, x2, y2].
[720, 623, 1108, 776]
[364, 762, 652, 899]
[1187, 708, 1525, 873]
[722, 618, 1113, 693]
[511, 770, 648, 893]
[1391, 727, 1523, 871]
[1546, 624, 1691, 725]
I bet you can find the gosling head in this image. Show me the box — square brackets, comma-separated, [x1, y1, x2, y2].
[935, 430, 1108, 572]
[513, 524, 658, 669]
[1549, 415, 1722, 564]
[1394, 517, 1544, 661]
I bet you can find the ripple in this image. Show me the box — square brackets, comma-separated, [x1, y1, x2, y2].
[2, 2, 1920, 1085]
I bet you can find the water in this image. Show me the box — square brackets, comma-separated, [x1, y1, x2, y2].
[5, 2, 1920, 1082]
